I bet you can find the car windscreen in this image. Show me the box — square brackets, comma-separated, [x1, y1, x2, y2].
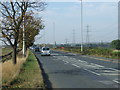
[43, 48, 49, 51]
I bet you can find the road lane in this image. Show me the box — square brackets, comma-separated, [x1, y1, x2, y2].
[33, 50, 119, 88]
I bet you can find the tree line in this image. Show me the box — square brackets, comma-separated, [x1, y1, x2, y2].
[0, 1, 46, 64]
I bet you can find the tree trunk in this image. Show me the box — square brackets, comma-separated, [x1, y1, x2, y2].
[12, 46, 17, 64]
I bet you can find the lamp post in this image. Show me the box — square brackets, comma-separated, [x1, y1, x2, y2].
[80, 0, 83, 52]
[23, 0, 26, 57]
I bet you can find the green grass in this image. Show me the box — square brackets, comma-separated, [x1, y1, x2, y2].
[54, 47, 120, 59]
[10, 50, 45, 88]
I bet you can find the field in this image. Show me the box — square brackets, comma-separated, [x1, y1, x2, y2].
[1, 47, 13, 56]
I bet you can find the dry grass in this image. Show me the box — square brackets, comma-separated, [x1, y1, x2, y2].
[1, 50, 28, 86]
[1, 47, 13, 56]
[10, 51, 45, 88]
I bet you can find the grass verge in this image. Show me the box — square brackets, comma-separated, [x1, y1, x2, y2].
[53, 48, 120, 60]
[2, 51, 28, 87]
[9, 50, 45, 89]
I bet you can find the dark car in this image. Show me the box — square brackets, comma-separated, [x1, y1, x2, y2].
[35, 47, 40, 52]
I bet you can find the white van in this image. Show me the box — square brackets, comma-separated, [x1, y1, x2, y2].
[41, 47, 50, 56]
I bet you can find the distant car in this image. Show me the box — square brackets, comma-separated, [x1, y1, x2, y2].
[29, 47, 34, 50]
[35, 47, 40, 52]
[41, 47, 50, 56]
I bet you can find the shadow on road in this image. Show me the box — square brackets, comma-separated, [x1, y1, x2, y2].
[35, 54, 53, 89]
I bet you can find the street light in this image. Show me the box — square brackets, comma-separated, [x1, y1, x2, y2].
[23, 0, 26, 57]
[80, 0, 83, 52]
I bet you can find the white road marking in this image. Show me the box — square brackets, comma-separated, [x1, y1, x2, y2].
[72, 64, 80, 68]
[113, 80, 120, 84]
[90, 63, 104, 68]
[84, 68, 101, 76]
[108, 68, 120, 72]
[54, 55, 119, 78]
[78, 60, 88, 64]
[64, 61, 69, 64]
[101, 73, 119, 76]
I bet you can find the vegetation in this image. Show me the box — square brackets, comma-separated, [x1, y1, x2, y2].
[1, 47, 13, 56]
[18, 14, 44, 48]
[55, 47, 120, 59]
[0, 1, 46, 64]
[9, 50, 45, 88]
[111, 39, 120, 50]
[2, 51, 28, 86]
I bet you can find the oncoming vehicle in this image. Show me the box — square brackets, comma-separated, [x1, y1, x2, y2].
[41, 47, 50, 56]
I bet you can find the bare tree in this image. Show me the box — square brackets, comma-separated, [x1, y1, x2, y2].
[0, 0, 46, 64]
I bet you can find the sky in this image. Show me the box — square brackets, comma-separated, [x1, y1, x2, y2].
[34, 1, 118, 44]
[0, 0, 119, 46]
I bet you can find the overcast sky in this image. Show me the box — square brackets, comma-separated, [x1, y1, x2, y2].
[34, 1, 118, 44]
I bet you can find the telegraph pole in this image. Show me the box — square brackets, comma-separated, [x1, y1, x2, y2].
[23, 0, 26, 57]
[80, 0, 83, 52]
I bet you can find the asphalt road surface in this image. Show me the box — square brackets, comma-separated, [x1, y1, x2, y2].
[33, 50, 120, 88]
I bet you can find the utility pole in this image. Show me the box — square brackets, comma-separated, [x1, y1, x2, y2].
[80, 0, 83, 52]
[72, 29, 76, 45]
[23, 0, 26, 57]
[86, 25, 90, 48]
[53, 22, 56, 47]
[65, 38, 68, 44]
[118, 1, 120, 40]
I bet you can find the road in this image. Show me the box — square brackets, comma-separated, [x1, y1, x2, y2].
[33, 50, 120, 88]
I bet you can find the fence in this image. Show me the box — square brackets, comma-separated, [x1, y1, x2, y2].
[0, 49, 22, 63]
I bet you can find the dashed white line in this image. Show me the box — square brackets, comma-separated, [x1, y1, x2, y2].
[84, 68, 101, 76]
[113, 80, 120, 84]
[72, 64, 80, 68]
[108, 68, 120, 72]
[90, 63, 104, 68]
[78, 60, 88, 64]
[101, 73, 119, 76]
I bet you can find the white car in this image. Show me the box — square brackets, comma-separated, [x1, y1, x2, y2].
[41, 47, 50, 56]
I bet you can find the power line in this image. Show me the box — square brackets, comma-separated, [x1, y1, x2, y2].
[86, 25, 90, 47]
[65, 38, 69, 44]
[53, 22, 56, 47]
[72, 29, 76, 45]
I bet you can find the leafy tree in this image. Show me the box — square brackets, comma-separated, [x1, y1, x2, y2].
[18, 14, 44, 48]
[0, 1, 46, 64]
[111, 39, 120, 50]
